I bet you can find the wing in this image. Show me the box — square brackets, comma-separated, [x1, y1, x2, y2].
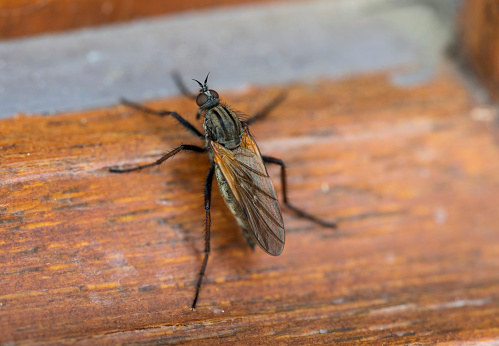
[211, 130, 285, 256]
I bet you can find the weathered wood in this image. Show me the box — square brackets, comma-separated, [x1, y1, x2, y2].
[459, 0, 499, 100]
[1, 67, 499, 344]
[0, 0, 290, 40]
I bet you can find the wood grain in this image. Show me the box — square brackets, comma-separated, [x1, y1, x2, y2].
[0, 0, 292, 40]
[1, 67, 499, 344]
[459, 0, 499, 100]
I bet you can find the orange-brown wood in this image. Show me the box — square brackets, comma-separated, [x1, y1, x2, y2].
[1, 67, 499, 344]
[459, 0, 499, 100]
[0, 0, 293, 40]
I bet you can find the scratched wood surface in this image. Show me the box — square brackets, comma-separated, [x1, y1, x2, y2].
[1, 66, 499, 344]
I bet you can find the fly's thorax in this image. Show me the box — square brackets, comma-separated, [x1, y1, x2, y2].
[203, 105, 243, 149]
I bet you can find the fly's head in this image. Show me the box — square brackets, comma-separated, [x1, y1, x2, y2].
[193, 73, 219, 111]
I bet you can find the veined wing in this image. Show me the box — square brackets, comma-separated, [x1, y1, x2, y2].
[211, 131, 285, 256]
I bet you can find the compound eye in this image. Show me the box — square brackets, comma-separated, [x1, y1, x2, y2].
[209, 89, 219, 98]
[196, 93, 208, 107]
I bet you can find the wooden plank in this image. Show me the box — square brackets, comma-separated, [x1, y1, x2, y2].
[0, 0, 292, 40]
[1, 67, 499, 344]
[459, 0, 499, 100]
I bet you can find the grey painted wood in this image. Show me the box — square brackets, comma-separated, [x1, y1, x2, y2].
[0, 0, 459, 118]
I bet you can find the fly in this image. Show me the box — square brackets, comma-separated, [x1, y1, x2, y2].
[110, 73, 337, 309]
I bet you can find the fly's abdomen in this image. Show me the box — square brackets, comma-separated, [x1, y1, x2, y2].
[215, 167, 250, 231]
[204, 105, 242, 149]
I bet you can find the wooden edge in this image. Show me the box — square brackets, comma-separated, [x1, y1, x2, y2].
[0, 0, 293, 40]
[458, 0, 499, 101]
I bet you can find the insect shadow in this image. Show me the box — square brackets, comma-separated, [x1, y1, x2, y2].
[110, 73, 337, 310]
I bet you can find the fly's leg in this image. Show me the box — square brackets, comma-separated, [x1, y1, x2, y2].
[109, 145, 205, 173]
[172, 72, 197, 100]
[191, 163, 215, 310]
[121, 98, 204, 139]
[241, 228, 256, 251]
[262, 156, 337, 229]
[245, 91, 287, 125]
